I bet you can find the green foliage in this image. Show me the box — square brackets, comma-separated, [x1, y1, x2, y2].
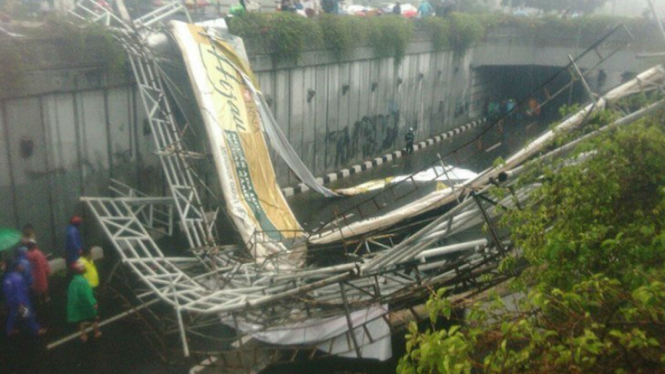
[485, 14, 661, 49]
[400, 110, 665, 374]
[506, 122, 665, 290]
[229, 13, 485, 64]
[447, 12, 485, 53]
[418, 14, 486, 53]
[318, 15, 361, 59]
[400, 275, 665, 374]
[504, 0, 608, 14]
[421, 17, 451, 51]
[0, 17, 127, 97]
[229, 12, 659, 62]
[366, 15, 413, 64]
[229, 12, 323, 61]
[558, 102, 581, 117]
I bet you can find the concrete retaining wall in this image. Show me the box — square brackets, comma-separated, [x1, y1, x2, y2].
[0, 26, 649, 254]
[249, 41, 476, 185]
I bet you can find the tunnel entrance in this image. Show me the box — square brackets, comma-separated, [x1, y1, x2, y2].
[473, 65, 588, 121]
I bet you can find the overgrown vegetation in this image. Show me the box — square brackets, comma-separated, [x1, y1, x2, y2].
[398, 104, 665, 373]
[446, 12, 485, 52]
[44, 17, 127, 73]
[503, 0, 608, 14]
[367, 16, 413, 62]
[0, 17, 126, 96]
[228, 12, 658, 64]
[229, 13, 476, 64]
[481, 14, 661, 47]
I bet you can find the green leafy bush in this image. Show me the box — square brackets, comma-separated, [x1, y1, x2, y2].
[229, 13, 419, 64]
[399, 108, 665, 374]
[400, 275, 665, 374]
[226, 13, 658, 62]
[318, 15, 369, 59]
[482, 14, 660, 49]
[421, 16, 451, 51]
[367, 15, 413, 64]
[447, 12, 485, 53]
[229, 12, 323, 61]
[0, 18, 127, 96]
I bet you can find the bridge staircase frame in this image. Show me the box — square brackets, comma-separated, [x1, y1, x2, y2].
[63, 3, 665, 370]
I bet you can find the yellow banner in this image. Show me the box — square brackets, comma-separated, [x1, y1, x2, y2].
[185, 24, 302, 241]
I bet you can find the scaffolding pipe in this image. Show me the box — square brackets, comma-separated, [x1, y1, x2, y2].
[415, 239, 488, 261]
[504, 99, 665, 181]
[47, 298, 160, 350]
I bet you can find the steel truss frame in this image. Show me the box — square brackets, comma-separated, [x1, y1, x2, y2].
[109, 178, 176, 236]
[71, 0, 665, 366]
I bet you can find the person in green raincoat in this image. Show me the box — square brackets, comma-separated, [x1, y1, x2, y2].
[67, 261, 101, 342]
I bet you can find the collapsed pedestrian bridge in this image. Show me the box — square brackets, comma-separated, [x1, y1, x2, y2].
[67, 1, 665, 369]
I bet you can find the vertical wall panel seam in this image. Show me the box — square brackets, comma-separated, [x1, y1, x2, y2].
[104, 89, 114, 179]
[72, 92, 85, 198]
[1, 101, 20, 227]
[39, 96, 58, 252]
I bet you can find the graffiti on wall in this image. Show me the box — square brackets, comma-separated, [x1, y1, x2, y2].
[326, 111, 402, 168]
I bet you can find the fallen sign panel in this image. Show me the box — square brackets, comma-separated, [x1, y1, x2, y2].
[171, 21, 305, 268]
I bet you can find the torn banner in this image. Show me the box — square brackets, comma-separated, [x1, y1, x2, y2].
[171, 21, 305, 267]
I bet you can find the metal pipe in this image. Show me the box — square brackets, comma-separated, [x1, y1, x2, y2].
[504, 99, 665, 181]
[415, 239, 488, 261]
[340, 282, 363, 359]
[47, 298, 160, 350]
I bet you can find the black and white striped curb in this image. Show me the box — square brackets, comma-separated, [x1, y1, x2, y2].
[282, 117, 488, 197]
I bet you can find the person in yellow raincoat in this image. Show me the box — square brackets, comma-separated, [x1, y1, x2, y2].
[79, 248, 99, 289]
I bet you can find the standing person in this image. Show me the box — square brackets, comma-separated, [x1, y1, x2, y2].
[3, 260, 46, 337]
[21, 224, 35, 241]
[322, 0, 335, 13]
[302, 0, 316, 17]
[488, 98, 499, 121]
[280, 0, 295, 11]
[392, 1, 401, 14]
[79, 248, 99, 290]
[65, 216, 83, 267]
[417, 0, 433, 18]
[405, 127, 415, 154]
[14, 247, 33, 288]
[25, 239, 50, 304]
[67, 262, 100, 342]
[506, 98, 516, 113]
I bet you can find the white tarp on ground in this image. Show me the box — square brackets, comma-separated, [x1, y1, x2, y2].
[226, 305, 392, 360]
[336, 165, 477, 196]
[311, 185, 460, 244]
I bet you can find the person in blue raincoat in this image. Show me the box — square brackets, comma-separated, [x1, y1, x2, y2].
[65, 216, 84, 267]
[3, 260, 46, 336]
[14, 246, 33, 288]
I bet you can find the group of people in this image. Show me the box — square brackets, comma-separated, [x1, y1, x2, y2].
[487, 97, 542, 122]
[276, 0, 436, 17]
[278, 0, 331, 16]
[391, 0, 435, 17]
[1, 216, 101, 343]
